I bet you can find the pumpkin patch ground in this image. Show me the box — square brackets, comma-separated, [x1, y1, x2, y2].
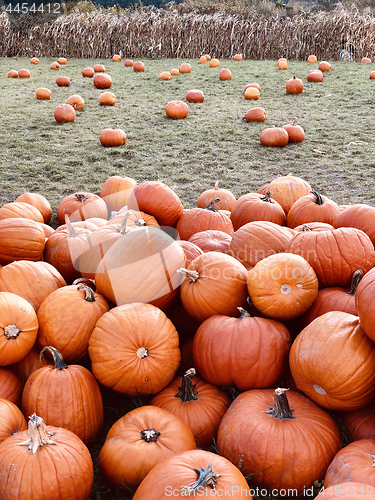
[1, 51, 375, 500]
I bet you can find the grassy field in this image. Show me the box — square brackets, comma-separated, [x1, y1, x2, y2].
[0, 55, 371, 499]
[1, 56, 375, 228]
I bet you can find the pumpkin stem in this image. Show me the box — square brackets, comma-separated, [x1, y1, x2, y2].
[4, 324, 22, 339]
[135, 218, 147, 227]
[116, 212, 131, 234]
[214, 180, 220, 190]
[65, 215, 79, 237]
[311, 191, 324, 205]
[177, 268, 200, 282]
[175, 368, 199, 402]
[260, 191, 273, 203]
[77, 284, 96, 302]
[265, 388, 294, 421]
[18, 414, 57, 454]
[39, 346, 67, 370]
[237, 307, 250, 318]
[347, 270, 363, 296]
[292, 120, 297, 126]
[140, 428, 161, 443]
[180, 464, 221, 495]
[136, 347, 149, 359]
[72, 277, 97, 291]
[300, 224, 314, 232]
[75, 193, 88, 203]
[204, 198, 220, 212]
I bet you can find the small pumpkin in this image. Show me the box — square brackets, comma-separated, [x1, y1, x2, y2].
[170, 68, 179, 75]
[179, 62, 191, 73]
[260, 127, 289, 147]
[82, 66, 94, 77]
[244, 82, 261, 92]
[230, 191, 286, 230]
[219, 68, 232, 80]
[54, 103, 75, 123]
[319, 61, 331, 72]
[57, 57, 67, 64]
[307, 69, 323, 82]
[361, 57, 371, 63]
[282, 121, 305, 142]
[244, 107, 266, 121]
[158, 71, 171, 80]
[65, 94, 84, 110]
[233, 53, 243, 61]
[370, 71, 375, 79]
[93, 73, 112, 89]
[165, 100, 189, 119]
[94, 64, 105, 72]
[209, 58, 220, 67]
[57, 192, 107, 224]
[286, 75, 304, 94]
[204, 54, 211, 61]
[112, 54, 121, 61]
[99, 127, 126, 147]
[198, 55, 207, 64]
[307, 54, 317, 63]
[7, 70, 18, 78]
[50, 62, 59, 70]
[244, 87, 260, 100]
[186, 89, 204, 103]
[30, 57, 39, 64]
[277, 58, 288, 69]
[124, 59, 134, 67]
[98, 91, 116, 106]
[36, 87, 51, 100]
[18, 69, 30, 78]
[197, 180, 236, 211]
[133, 61, 145, 72]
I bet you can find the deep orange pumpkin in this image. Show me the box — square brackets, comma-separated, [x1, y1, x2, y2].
[15, 193, 52, 223]
[99, 127, 126, 147]
[0, 219, 45, 265]
[36, 87, 51, 99]
[175, 240, 204, 266]
[0, 201, 43, 223]
[197, 180, 236, 211]
[219, 68, 232, 80]
[56, 76, 70, 86]
[287, 191, 340, 228]
[124, 59, 134, 67]
[165, 100, 189, 119]
[260, 127, 289, 146]
[94, 64, 105, 72]
[57, 192, 107, 224]
[355, 267, 375, 342]
[319, 61, 331, 72]
[265, 174, 312, 214]
[334, 204, 375, 245]
[0, 367, 22, 405]
[244, 107, 266, 121]
[93, 73, 112, 89]
[286, 75, 303, 94]
[230, 192, 286, 230]
[186, 89, 204, 103]
[283, 122, 305, 142]
[0, 398, 26, 442]
[54, 103, 75, 123]
[82, 66, 94, 77]
[18, 69, 30, 78]
[307, 69, 323, 82]
[65, 94, 84, 110]
[307, 54, 317, 63]
[133, 61, 145, 72]
[341, 401, 375, 441]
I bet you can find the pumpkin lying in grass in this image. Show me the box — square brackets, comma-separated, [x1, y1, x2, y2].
[99, 127, 126, 147]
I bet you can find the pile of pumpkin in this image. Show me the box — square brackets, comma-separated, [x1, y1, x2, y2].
[1, 174, 375, 499]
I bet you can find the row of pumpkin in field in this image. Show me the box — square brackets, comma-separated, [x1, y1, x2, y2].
[1, 174, 375, 497]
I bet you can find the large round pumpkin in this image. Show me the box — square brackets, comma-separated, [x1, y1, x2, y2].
[57, 192, 107, 224]
[289, 311, 375, 410]
[217, 388, 341, 495]
[287, 191, 340, 228]
[335, 204, 375, 245]
[0, 414, 93, 500]
[54, 104, 75, 123]
[93, 73, 112, 89]
[95, 226, 185, 308]
[98, 405, 196, 490]
[165, 100, 189, 119]
[100, 175, 137, 215]
[150, 368, 231, 448]
[286, 75, 303, 94]
[247, 253, 319, 320]
[263, 175, 311, 215]
[15, 193, 52, 223]
[178, 252, 248, 322]
[88, 303, 180, 395]
[133, 449, 250, 499]
[193, 309, 291, 390]
[22, 346, 104, 443]
[230, 192, 286, 230]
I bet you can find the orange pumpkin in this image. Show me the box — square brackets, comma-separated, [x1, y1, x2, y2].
[7, 70, 18, 78]
[307, 69, 323, 82]
[209, 58, 220, 67]
[244, 82, 261, 92]
[89, 303, 180, 394]
[277, 58, 288, 69]
[100, 175, 137, 214]
[99, 127, 126, 147]
[54, 103, 75, 123]
[175, 240, 204, 266]
[197, 180, 236, 211]
[0, 367, 22, 405]
[65, 94, 84, 110]
[198, 56, 207, 64]
[57, 57, 67, 64]
[186, 89, 204, 103]
[265, 174, 312, 214]
[260, 127, 289, 146]
[112, 54, 121, 61]
[165, 100, 189, 119]
[158, 71, 171, 80]
[36, 87, 51, 100]
[98, 405, 196, 490]
[93, 73, 112, 89]
[18, 69, 30, 78]
[57, 192, 107, 224]
[307, 54, 317, 63]
[287, 191, 340, 228]
[98, 91, 116, 106]
[230, 192, 286, 230]
[50, 62, 60, 70]
[0, 219, 45, 265]
[133, 61, 145, 72]
[286, 75, 304, 94]
[282, 121, 305, 142]
[179, 62, 191, 73]
[244, 87, 260, 100]
[361, 57, 371, 63]
[94, 64, 105, 72]
[82, 66, 94, 77]
[0, 398, 26, 442]
[188, 229, 232, 254]
[9, 344, 52, 384]
[219, 68, 232, 80]
[319, 61, 331, 72]
[370, 71, 375, 79]
[355, 267, 375, 342]
[233, 53, 243, 61]
[0, 201, 43, 223]
[244, 107, 266, 121]
[30, 57, 39, 64]
[124, 59, 134, 67]
[170, 68, 179, 75]
[334, 204, 375, 245]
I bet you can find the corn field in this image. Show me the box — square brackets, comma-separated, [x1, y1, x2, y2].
[1, 5, 375, 60]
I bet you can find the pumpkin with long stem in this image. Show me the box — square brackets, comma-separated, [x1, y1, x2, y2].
[98, 405, 196, 490]
[217, 388, 341, 494]
[22, 346, 104, 443]
[0, 413, 93, 500]
[193, 308, 291, 390]
[151, 368, 231, 448]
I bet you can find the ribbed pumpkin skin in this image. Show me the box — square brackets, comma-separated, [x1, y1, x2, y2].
[0, 201, 44, 223]
[289, 311, 375, 411]
[128, 181, 183, 227]
[9, 344, 52, 384]
[287, 227, 375, 287]
[294, 222, 334, 232]
[0, 424, 94, 500]
[175, 240, 204, 265]
[0, 292, 39, 366]
[150, 374, 230, 448]
[265, 175, 312, 215]
[217, 389, 341, 495]
[0, 367, 22, 405]
[179, 252, 248, 322]
[95, 227, 185, 308]
[0, 398, 27, 442]
[247, 253, 319, 321]
[188, 230, 232, 254]
[324, 440, 375, 487]
[341, 401, 375, 441]
[244, 107, 266, 122]
[230, 193, 286, 231]
[229, 221, 295, 269]
[177, 207, 234, 240]
[335, 204, 375, 245]
[133, 450, 250, 500]
[100, 175, 137, 214]
[22, 355, 104, 442]
[57, 192, 107, 224]
[0, 219, 45, 265]
[37, 285, 109, 362]
[287, 192, 340, 228]
[98, 406, 196, 490]
[15, 193, 52, 223]
[193, 314, 291, 390]
[315, 482, 373, 500]
[260, 127, 289, 146]
[0, 260, 66, 311]
[88, 303, 180, 395]
[356, 267, 375, 342]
